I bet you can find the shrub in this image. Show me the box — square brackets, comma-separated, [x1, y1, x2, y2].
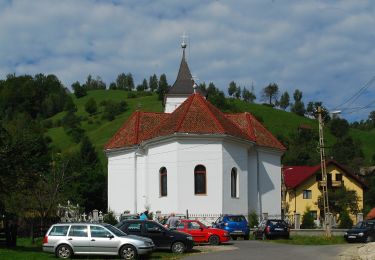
[248, 210, 259, 228]
[85, 98, 97, 115]
[339, 210, 353, 229]
[301, 207, 316, 229]
[104, 210, 118, 225]
[127, 92, 137, 98]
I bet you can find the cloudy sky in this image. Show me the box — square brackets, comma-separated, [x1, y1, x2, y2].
[1, 0, 375, 121]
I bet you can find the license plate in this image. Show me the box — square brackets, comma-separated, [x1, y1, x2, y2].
[233, 230, 243, 233]
[348, 236, 356, 239]
[275, 228, 284, 231]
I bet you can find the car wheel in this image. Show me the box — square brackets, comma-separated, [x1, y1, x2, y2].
[55, 244, 73, 259]
[171, 241, 186, 253]
[209, 235, 220, 245]
[120, 245, 138, 260]
[244, 234, 250, 240]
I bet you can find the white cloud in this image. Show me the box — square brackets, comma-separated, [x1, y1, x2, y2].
[0, 0, 374, 121]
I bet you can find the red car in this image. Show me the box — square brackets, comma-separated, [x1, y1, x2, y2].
[177, 219, 231, 245]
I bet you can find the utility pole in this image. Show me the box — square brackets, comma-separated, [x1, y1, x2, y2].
[318, 106, 331, 237]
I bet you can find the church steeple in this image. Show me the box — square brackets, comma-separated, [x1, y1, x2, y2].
[167, 34, 194, 95]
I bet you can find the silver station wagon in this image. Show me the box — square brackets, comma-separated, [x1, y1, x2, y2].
[42, 223, 154, 259]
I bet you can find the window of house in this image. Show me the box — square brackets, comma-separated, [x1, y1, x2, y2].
[159, 167, 167, 197]
[309, 211, 317, 220]
[194, 165, 206, 195]
[231, 167, 239, 198]
[336, 174, 343, 181]
[303, 190, 312, 199]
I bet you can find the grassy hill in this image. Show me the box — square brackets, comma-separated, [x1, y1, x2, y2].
[46, 90, 375, 166]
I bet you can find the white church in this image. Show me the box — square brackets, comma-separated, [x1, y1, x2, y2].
[104, 41, 285, 218]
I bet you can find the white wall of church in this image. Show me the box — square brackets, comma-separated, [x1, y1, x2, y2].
[142, 141, 179, 214]
[107, 151, 136, 216]
[165, 96, 188, 113]
[258, 149, 282, 216]
[247, 149, 259, 213]
[176, 139, 223, 215]
[222, 141, 249, 214]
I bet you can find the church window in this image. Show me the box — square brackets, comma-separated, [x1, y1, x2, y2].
[160, 167, 167, 197]
[231, 167, 238, 198]
[194, 165, 206, 195]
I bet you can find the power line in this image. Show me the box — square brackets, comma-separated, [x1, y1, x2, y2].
[332, 75, 375, 111]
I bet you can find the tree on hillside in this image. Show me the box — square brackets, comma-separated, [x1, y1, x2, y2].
[157, 74, 169, 101]
[116, 73, 127, 90]
[242, 87, 256, 103]
[83, 75, 106, 90]
[262, 83, 279, 105]
[72, 81, 87, 98]
[291, 89, 305, 116]
[136, 78, 148, 91]
[235, 86, 242, 99]
[279, 91, 290, 110]
[329, 118, 349, 138]
[368, 111, 375, 128]
[330, 137, 364, 170]
[85, 98, 97, 115]
[206, 82, 228, 111]
[228, 81, 237, 97]
[62, 110, 84, 143]
[306, 102, 330, 123]
[126, 73, 135, 91]
[0, 118, 50, 246]
[149, 74, 158, 92]
[109, 82, 117, 90]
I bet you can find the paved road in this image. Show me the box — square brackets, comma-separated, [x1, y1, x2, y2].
[183, 240, 356, 260]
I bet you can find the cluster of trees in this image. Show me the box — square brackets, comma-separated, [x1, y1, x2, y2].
[227, 81, 256, 103]
[73, 73, 169, 102]
[0, 74, 106, 245]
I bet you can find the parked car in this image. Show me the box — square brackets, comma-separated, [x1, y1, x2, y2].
[212, 215, 250, 240]
[344, 220, 375, 243]
[42, 223, 154, 259]
[115, 219, 194, 253]
[253, 219, 290, 240]
[176, 219, 231, 245]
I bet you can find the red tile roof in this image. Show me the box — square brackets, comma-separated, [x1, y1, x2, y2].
[226, 112, 286, 150]
[283, 160, 367, 189]
[105, 93, 285, 151]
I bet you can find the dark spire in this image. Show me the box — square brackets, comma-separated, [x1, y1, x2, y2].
[167, 38, 205, 96]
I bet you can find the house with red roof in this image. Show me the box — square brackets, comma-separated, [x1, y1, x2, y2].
[104, 41, 285, 218]
[282, 160, 366, 225]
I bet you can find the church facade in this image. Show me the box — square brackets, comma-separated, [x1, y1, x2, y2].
[104, 43, 285, 218]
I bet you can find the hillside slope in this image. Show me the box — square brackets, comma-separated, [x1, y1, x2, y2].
[46, 90, 374, 166]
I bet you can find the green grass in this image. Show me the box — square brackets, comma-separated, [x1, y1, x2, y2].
[268, 235, 346, 245]
[0, 237, 195, 259]
[45, 90, 375, 165]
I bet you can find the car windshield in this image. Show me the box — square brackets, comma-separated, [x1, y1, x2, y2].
[104, 224, 127, 236]
[227, 216, 246, 222]
[353, 222, 363, 229]
[197, 221, 207, 229]
[269, 220, 287, 226]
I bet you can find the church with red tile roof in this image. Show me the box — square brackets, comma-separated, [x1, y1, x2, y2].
[105, 40, 285, 218]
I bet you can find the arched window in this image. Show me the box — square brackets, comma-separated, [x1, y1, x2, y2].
[160, 167, 167, 197]
[194, 165, 206, 195]
[231, 167, 238, 198]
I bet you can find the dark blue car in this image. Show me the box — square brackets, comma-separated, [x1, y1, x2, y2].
[212, 215, 250, 240]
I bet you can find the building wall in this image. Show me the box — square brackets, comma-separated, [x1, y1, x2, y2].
[176, 139, 223, 214]
[222, 140, 249, 214]
[165, 96, 188, 113]
[247, 149, 259, 214]
[258, 149, 282, 216]
[143, 141, 179, 214]
[107, 151, 136, 216]
[286, 164, 364, 223]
